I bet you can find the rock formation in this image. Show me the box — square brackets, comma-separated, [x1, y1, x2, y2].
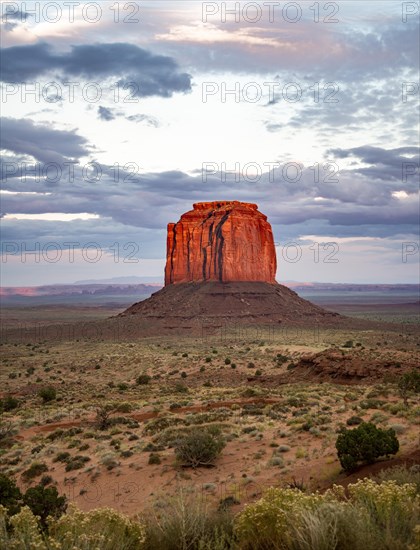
[165, 201, 276, 285]
[120, 200, 345, 334]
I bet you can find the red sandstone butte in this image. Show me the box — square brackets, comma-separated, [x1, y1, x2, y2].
[164, 201, 277, 285]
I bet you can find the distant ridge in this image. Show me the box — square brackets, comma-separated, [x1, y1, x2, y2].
[74, 276, 163, 285]
[1, 282, 417, 297]
[0, 283, 162, 297]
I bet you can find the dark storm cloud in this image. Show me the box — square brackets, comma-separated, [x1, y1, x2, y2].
[1, 117, 89, 164]
[328, 146, 420, 185]
[263, 77, 418, 148]
[2, 160, 418, 233]
[0, 42, 192, 98]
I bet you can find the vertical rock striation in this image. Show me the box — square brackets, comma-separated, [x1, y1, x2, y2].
[165, 201, 277, 285]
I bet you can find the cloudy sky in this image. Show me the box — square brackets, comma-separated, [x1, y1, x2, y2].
[1, 0, 419, 285]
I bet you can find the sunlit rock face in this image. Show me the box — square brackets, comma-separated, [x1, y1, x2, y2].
[164, 201, 277, 285]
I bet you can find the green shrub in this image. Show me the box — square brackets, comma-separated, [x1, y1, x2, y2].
[174, 430, 225, 468]
[398, 370, 420, 406]
[137, 374, 151, 385]
[95, 404, 116, 430]
[347, 415, 363, 426]
[116, 402, 132, 413]
[53, 452, 71, 463]
[0, 395, 19, 412]
[23, 485, 67, 530]
[0, 503, 146, 548]
[224, 358, 231, 365]
[375, 464, 420, 492]
[235, 479, 419, 550]
[22, 462, 49, 481]
[174, 383, 188, 393]
[336, 422, 399, 472]
[235, 487, 325, 549]
[38, 387, 56, 403]
[148, 453, 161, 465]
[0, 474, 22, 516]
[64, 455, 91, 472]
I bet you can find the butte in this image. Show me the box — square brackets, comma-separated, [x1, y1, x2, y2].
[120, 201, 342, 333]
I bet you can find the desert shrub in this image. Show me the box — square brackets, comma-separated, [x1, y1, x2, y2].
[174, 429, 225, 468]
[148, 453, 161, 465]
[23, 484, 67, 530]
[345, 478, 419, 547]
[22, 462, 49, 481]
[0, 474, 23, 516]
[38, 386, 56, 403]
[398, 370, 420, 406]
[0, 503, 146, 549]
[144, 416, 184, 435]
[95, 403, 116, 430]
[116, 402, 132, 413]
[0, 473, 67, 532]
[336, 422, 399, 472]
[235, 487, 325, 549]
[235, 479, 419, 550]
[268, 456, 284, 467]
[137, 374, 151, 385]
[347, 415, 363, 426]
[53, 451, 71, 463]
[142, 489, 234, 550]
[374, 464, 420, 492]
[46, 428, 64, 441]
[388, 423, 406, 434]
[64, 455, 91, 471]
[174, 383, 188, 393]
[225, 358, 231, 365]
[360, 399, 385, 410]
[0, 395, 19, 412]
[0, 418, 14, 442]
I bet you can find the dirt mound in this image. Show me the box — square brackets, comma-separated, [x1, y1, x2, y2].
[284, 347, 418, 383]
[119, 281, 346, 332]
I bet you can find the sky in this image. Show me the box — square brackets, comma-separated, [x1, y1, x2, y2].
[0, 0, 419, 285]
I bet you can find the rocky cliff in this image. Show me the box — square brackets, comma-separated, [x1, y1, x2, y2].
[165, 201, 277, 285]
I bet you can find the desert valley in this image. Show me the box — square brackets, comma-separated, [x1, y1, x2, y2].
[1, 201, 419, 549]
